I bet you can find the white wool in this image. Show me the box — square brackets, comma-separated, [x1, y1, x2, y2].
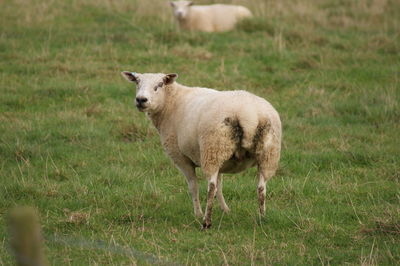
[170, 1, 253, 32]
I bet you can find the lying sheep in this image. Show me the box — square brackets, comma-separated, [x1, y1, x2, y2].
[170, 1, 252, 32]
[121, 72, 281, 229]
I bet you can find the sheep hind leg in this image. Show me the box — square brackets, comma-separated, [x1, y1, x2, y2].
[217, 174, 230, 213]
[257, 144, 280, 217]
[203, 171, 219, 229]
[256, 130, 280, 216]
[257, 169, 274, 216]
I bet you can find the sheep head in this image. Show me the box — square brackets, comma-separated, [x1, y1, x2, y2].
[170, 1, 193, 20]
[121, 72, 178, 113]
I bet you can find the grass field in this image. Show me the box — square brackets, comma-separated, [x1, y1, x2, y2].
[1, 0, 399, 264]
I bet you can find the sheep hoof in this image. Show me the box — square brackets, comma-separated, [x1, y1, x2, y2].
[202, 222, 212, 230]
[222, 207, 231, 213]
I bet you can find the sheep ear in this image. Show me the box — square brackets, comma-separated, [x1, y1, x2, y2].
[170, 1, 175, 7]
[121, 71, 138, 83]
[164, 73, 178, 85]
[188, 1, 193, 6]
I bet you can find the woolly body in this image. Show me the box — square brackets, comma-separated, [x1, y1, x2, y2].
[171, 1, 252, 32]
[156, 85, 281, 174]
[121, 72, 281, 229]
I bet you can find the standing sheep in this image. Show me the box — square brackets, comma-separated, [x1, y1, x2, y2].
[121, 72, 281, 229]
[170, 1, 252, 32]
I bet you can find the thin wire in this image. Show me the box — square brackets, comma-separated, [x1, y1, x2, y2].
[6, 229, 181, 265]
[45, 234, 180, 266]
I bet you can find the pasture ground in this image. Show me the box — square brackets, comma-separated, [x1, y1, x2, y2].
[1, 0, 399, 264]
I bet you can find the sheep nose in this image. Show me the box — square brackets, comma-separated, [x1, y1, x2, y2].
[136, 97, 148, 104]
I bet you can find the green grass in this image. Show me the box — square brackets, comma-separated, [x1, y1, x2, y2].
[1, 0, 399, 264]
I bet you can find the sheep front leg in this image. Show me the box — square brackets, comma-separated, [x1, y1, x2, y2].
[217, 174, 230, 213]
[203, 172, 218, 229]
[177, 165, 203, 218]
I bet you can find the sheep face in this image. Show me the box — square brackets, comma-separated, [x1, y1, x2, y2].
[170, 1, 193, 20]
[121, 72, 178, 113]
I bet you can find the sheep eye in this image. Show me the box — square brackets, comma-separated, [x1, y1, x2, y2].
[154, 82, 163, 91]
